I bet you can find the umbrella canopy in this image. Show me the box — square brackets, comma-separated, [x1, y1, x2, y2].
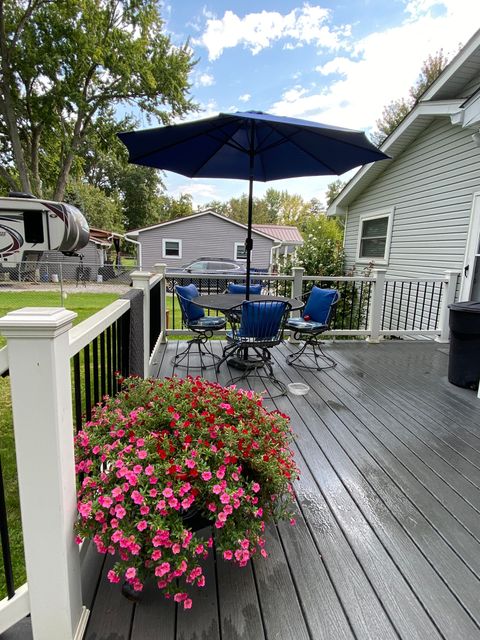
[118, 111, 389, 295]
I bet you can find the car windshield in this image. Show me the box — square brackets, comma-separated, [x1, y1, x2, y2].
[208, 262, 238, 271]
[188, 261, 208, 272]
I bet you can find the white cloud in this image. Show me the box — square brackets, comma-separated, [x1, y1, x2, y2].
[169, 181, 219, 206]
[269, 1, 480, 133]
[239, 93, 251, 102]
[195, 6, 351, 61]
[197, 72, 215, 87]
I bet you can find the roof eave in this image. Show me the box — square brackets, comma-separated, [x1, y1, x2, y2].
[326, 99, 463, 216]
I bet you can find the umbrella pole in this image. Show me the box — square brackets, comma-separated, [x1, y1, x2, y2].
[246, 176, 253, 300]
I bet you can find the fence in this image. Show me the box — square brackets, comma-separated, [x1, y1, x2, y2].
[0, 266, 166, 639]
[165, 268, 460, 341]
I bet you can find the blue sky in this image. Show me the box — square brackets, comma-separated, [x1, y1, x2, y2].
[132, 0, 480, 208]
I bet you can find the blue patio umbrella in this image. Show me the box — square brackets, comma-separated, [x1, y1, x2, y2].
[118, 111, 389, 296]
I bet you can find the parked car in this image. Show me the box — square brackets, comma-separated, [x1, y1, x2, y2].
[166, 258, 267, 292]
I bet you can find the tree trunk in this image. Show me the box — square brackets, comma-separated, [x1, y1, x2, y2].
[0, 2, 32, 194]
[30, 125, 43, 197]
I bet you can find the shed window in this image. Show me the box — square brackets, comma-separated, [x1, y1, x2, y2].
[234, 242, 247, 261]
[162, 239, 182, 259]
[357, 211, 393, 263]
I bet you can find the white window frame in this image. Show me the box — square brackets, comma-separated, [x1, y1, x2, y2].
[162, 238, 182, 259]
[234, 242, 247, 261]
[356, 208, 394, 265]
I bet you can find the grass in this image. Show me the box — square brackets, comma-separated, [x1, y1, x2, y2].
[0, 291, 119, 599]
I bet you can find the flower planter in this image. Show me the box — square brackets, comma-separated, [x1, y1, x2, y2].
[75, 376, 298, 608]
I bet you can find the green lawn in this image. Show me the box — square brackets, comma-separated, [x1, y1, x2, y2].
[0, 291, 119, 598]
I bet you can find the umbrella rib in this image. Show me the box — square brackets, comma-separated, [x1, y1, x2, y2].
[257, 123, 379, 173]
[132, 119, 249, 163]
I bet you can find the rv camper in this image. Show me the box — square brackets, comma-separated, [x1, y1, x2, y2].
[0, 193, 90, 272]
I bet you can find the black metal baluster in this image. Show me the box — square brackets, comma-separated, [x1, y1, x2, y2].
[112, 321, 118, 392]
[106, 326, 112, 396]
[100, 331, 106, 399]
[0, 457, 15, 599]
[427, 282, 435, 329]
[381, 282, 389, 331]
[434, 282, 444, 329]
[93, 337, 99, 407]
[397, 282, 404, 330]
[413, 283, 420, 330]
[419, 282, 427, 330]
[405, 283, 412, 330]
[83, 345, 91, 422]
[357, 282, 365, 329]
[348, 281, 356, 329]
[121, 309, 131, 377]
[365, 281, 372, 329]
[389, 281, 396, 330]
[73, 353, 82, 429]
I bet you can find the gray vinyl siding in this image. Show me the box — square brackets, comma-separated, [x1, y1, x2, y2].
[138, 212, 273, 270]
[344, 117, 480, 280]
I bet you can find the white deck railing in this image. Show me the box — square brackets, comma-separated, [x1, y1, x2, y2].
[0, 268, 165, 639]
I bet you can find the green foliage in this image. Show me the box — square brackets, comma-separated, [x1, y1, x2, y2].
[325, 179, 347, 207]
[371, 49, 449, 145]
[65, 180, 124, 231]
[294, 214, 345, 276]
[0, 0, 197, 198]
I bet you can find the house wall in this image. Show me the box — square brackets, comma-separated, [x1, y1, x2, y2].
[343, 117, 480, 280]
[137, 213, 273, 270]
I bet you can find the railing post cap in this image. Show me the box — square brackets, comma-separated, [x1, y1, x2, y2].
[131, 270, 152, 280]
[153, 263, 167, 274]
[371, 268, 387, 274]
[444, 269, 461, 276]
[0, 307, 77, 338]
[291, 266, 304, 272]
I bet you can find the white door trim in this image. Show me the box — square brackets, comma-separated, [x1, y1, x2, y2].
[460, 192, 480, 301]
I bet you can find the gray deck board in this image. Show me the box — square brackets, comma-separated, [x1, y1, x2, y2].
[82, 340, 480, 640]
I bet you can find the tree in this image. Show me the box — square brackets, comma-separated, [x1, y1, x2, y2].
[65, 180, 123, 231]
[325, 179, 346, 208]
[0, 0, 197, 199]
[371, 50, 449, 146]
[294, 214, 344, 276]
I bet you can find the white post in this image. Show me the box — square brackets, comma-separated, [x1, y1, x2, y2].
[154, 263, 168, 343]
[367, 268, 387, 343]
[0, 308, 88, 640]
[436, 270, 460, 343]
[131, 271, 152, 376]
[289, 266, 304, 342]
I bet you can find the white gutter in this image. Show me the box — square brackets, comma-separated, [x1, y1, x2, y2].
[124, 234, 142, 269]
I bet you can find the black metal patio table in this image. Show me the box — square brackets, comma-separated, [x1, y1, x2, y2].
[192, 293, 303, 369]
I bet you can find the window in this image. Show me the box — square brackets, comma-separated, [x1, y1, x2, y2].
[234, 242, 247, 261]
[162, 238, 182, 259]
[23, 210, 44, 244]
[357, 210, 393, 263]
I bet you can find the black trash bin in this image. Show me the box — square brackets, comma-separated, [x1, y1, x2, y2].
[448, 301, 480, 389]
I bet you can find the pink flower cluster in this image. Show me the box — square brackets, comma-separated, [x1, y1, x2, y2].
[74, 375, 298, 608]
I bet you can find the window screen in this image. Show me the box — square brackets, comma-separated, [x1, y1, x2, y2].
[23, 211, 44, 244]
[359, 216, 389, 259]
[164, 240, 180, 257]
[235, 243, 247, 260]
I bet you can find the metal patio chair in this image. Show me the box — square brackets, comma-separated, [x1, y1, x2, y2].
[220, 299, 292, 397]
[173, 283, 226, 369]
[286, 287, 340, 370]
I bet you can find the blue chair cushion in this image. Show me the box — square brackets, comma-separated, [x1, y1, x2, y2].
[190, 315, 226, 329]
[286, 317, 326, 333]
[303, 287, 338, 324]
[239, 301, 287, 339]
[175, 283, 204, 321]
[227, 283, 263, 294]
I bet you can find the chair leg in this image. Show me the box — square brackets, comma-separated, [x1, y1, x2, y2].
[286, 334, 336, 370]
[225, 350, 287, 398]
[172, 334, 222, 369]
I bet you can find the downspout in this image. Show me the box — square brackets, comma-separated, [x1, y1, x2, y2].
[124, 234, 142, 270]
[270, 242, 282, 272]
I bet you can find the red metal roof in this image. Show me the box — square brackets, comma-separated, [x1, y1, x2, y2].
[252, 224, 303, 244]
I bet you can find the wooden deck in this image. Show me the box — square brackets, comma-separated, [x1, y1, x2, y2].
[82, 339, 480, 640]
